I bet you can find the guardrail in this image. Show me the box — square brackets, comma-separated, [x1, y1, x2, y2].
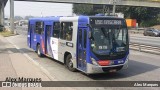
[130, 42, 160, 54]
[124, 0, 160, 2]
[128, 28, 145, 34]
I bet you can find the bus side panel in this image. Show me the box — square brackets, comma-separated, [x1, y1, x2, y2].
[33, 34, 41, 51]
[58, 17, 78, 66]
[50, 37, 59, 60]
[32, 22, 44, 53]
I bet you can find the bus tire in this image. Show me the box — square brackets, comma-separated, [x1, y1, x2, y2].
[66, 54, 76, 72]
[37, 44, 43, 57]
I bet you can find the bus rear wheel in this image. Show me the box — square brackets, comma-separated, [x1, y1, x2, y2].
[37, 44, 43, 57]
[66, 54, 76, 72]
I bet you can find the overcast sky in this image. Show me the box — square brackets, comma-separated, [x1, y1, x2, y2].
[5, 1, 73, 17]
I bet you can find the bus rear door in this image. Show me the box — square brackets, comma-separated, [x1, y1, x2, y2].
[44, 23, 52, 56]
[28, 22, 34, 48]
[77, 28, 87, 72]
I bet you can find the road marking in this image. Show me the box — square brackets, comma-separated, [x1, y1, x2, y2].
[8, 50, 13, 54]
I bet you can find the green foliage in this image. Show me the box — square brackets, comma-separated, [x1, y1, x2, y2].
[0, 31, 14, 37]
[140, 19, 160, 27]
[157, 14, 160, 22]
[73, 4, 103, 15]
[116, 6, 160, 27]
[73, 4, 93, 15]
[0, 28, 3, 32]
[24, 16, 34, 20]
[14, 16, 23, 21]
[0, 25, 4, 32]
[73, 4, 160, 27]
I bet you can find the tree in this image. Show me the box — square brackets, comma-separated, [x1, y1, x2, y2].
[73, 4, 160, 27]
[73, 4, 106, 15]
[73, 4, 94, 15]
[24, 16, 34, 20]
[14, 16, 23, 21]
[116, 6, 160, 26]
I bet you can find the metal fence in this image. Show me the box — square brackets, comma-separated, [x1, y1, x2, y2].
[130, 42, 160, 54]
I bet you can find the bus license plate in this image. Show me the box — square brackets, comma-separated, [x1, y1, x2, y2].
[109, 69, 117, 72]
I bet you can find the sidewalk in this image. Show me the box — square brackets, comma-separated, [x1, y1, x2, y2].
[0, 35, 76, 90]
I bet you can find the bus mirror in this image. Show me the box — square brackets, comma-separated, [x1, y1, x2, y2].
[89, 31, 94, 40]
[87, 24, 93, 39]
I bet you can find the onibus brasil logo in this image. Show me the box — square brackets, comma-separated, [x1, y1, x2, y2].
[2, 77, 42, 87]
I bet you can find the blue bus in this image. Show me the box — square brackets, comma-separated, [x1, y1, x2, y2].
[27, 16, 129, 74]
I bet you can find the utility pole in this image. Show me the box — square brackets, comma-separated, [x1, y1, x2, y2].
[112, 0, 116, 16]
[10, 0, 14, 33]
[0, 2, 4, 26]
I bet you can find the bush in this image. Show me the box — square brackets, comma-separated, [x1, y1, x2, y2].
[157, 14, 160, 23]
[140, 18, 160, 27]
[0, 25, 4, 32]
[0, 30, 14, 37]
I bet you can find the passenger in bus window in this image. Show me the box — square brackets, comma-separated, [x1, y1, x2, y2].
[66, 25, 73, 41]
[62, 23, 66, 39]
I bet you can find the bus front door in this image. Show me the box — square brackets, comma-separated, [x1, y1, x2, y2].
[77, 28, 87, 72]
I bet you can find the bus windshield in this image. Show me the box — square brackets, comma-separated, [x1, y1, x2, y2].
[90, 26, 128, 56]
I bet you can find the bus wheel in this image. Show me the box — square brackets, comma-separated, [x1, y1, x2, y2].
[37, 44, 43, 57]
[66, 54, 76, 72]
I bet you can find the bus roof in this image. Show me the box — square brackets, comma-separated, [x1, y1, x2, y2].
[29, 16, 124, 22]
[29, 17, 60, 21]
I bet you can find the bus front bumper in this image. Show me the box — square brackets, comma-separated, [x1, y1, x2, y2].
[86, 58, 129, 74]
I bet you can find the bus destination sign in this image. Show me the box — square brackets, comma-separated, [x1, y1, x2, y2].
[90, 18, 124, 25]
[95, 20, 122, 25]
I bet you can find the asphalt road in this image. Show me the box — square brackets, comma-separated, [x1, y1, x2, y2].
[4, 26, 160, 90]
[15, 26, 28, 35]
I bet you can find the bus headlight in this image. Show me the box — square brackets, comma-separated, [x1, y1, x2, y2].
[90, 57, 99, 66]
[126, 55, 129, 62]
[123, 55, 129, 69]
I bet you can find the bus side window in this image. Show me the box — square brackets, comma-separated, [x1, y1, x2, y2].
[53, 22, 60, 38]
[35, 21, 44, 34]
[79, 29, 82, 46]
[46, 25, 52, 37]
[28, 22, 30, 32]
[84, 30, 87, 48]
[28, 24, 34, 33]
[60, 23, 66, 40]
[60, 22, 73, 41]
